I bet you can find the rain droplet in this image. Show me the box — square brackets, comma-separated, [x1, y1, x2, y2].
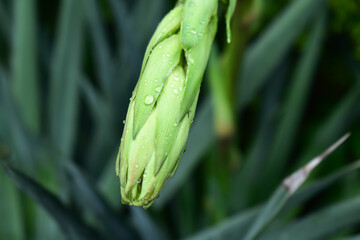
[155, 87, 161, 92]
[173, 122, 178, 126]
[171, 84, 174, 88]
[135, 164, 139, 169]
[173, 89, 179, 94]
[166, 54, 170, 57]
[174, 77, 179, 81]
[144, 95, 154, 105]
[137, 178, 141, 183]
[123, 120, 126, 124]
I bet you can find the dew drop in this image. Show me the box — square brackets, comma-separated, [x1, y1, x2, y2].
[137, 178, 141, 183]
[174, 77, 179, 81]
[123, 120, 126, 124]
[135, 164, 139, 169]
[171, 84, 174, 88]
[144, 95, 154, 105]
[155, 87, 161, 92]
[173, 89, 179, 95]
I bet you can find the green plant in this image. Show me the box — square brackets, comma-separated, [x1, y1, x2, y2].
[0, 0, 360, 239]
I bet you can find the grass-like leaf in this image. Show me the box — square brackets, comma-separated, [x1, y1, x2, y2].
[65, 162, 137, 239]
[0, 172, 24, 240]
[243, 133, 350, 240]
[258, 195, 360, 240]
[11, 0, 40, 133]
[186, 159, 360, 240]
[0, 160, 100, 240]
[262, 10, 327, 193]
[82, 0, 113, 100]
[186, 207, 259, 240]
[237, 0, 326, 108]
[49, 0, 83, 156]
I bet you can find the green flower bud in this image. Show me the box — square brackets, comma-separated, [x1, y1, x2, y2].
[116, 1, 217, 208]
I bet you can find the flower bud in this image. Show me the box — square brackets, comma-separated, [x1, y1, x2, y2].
[116, 1, 217, 208]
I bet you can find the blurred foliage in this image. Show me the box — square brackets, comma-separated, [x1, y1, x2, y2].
[0, 0, 360, 239]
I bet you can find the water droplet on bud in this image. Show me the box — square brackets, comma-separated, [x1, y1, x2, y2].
[144, 95, 154, 105]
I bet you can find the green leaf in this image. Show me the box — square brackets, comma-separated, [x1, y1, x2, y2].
[243, 133, 350, 240]
[0, 161, 100, 240]
[0, 171, 24, 240]
[229, 64, 288, 210]
[0, 0, 10, 43]
[287, 160, 360, 209]
[186, 158, 360, 240]
[0, 70, 35, 172]
[82, 0, 113, 99]
[225, 0, 237, 43]
[130, 208, 169, 240]
[343, 235, 360, 240]
[80, 77, 115, 176]
[186, 207, 259, 240]
[11, 0, 40, 133]
[297, 82, 360, 168]
[237, 0, 326, 108]
[49, 0, 83, 156]
[262, 10, 327, 193]
[258, 196, 360, 240]
[65, 162, 137, 239]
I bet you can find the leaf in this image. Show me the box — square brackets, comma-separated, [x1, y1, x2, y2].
[229, 61, 289, 210]
[11, 0, 40, 133]
[80, 77, 116, 176]
[0, 171, 24, 240]
[49, 0, 83, 156]
[0, 161, 100, 240]
[82, 0, 113, 99]
[0, 69, 35, 172]
[243, 133, 350, 240]
[186, 207, 259, 240]
[225, 0, 237, 43]
[258, 196, 360, 240]
[343, 235, 360, 240]
[297, 82, 360, 168]
[65, 162, 137, 240]
[237, 0, 326, 108]
[0, 0, 11, 43]
[262, 10, 327, 193]
[130, 208, 169, 240]
[287, 160, 360, 209]
[185, 158, 360, 240]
